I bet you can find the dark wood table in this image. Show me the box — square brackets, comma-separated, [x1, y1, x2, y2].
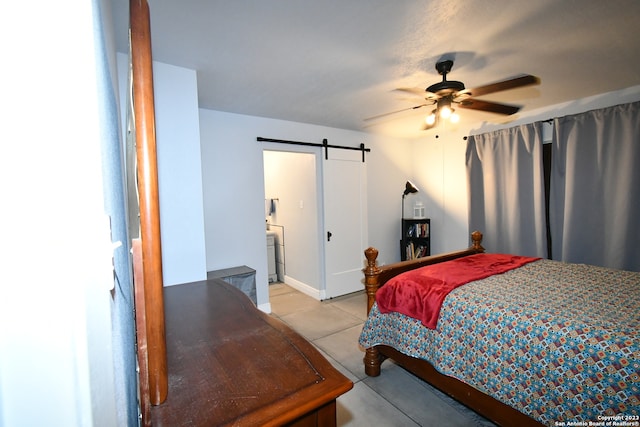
[151, 279, 353, 426]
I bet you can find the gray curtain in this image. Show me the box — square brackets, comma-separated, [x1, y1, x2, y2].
[550, 101, 640, 272]
[466, 123, 548, 257]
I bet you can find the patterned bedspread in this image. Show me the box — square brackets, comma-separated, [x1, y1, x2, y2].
[358, 259, 640, 426]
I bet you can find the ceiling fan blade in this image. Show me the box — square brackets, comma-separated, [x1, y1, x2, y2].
[464, 74, 540, 98]
[363, 103, 429, 121]
[457, 99, 521, 115]
[394, 88, 440, 100]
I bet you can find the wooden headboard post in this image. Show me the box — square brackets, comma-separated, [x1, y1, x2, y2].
[470, 230, 485, 252]
[363, 247, 380, 315]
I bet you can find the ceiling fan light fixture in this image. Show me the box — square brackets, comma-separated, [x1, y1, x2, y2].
[425, 111, 437, 125]
[450, 111, 460, 123]
[439, 105, 453, 119]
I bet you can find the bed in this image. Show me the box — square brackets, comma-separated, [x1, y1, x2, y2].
[359, 231, 640, 427]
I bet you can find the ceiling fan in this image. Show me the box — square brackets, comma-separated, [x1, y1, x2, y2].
[367, 60, 540, 129]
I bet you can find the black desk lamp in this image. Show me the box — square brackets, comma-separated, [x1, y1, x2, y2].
[402, 180, 419, 219]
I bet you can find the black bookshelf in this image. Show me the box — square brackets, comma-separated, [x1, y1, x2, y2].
[401, 218, 431, 261]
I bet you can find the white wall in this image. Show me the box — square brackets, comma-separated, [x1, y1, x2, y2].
[1, 0, 119, 425]
[199, 109, 411, 310]
[116, 54, 208, 287]
[199, 110, 272, 310]
[410, 128, 470, 255]
[153, 62, 208, 286]
[364, 136, 413, 266]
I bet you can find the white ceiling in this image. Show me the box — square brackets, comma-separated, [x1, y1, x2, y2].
[112, 0, 640, 139]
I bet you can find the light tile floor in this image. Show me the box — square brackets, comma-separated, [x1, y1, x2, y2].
[269, 283, 497, 427]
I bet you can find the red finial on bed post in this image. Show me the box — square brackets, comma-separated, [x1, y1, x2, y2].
[471, 231, 485, 253]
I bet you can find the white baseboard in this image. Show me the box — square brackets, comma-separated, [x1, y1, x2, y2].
[284, 275, 322, 301]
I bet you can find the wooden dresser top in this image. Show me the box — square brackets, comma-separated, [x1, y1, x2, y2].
[151, 279, 352, 426]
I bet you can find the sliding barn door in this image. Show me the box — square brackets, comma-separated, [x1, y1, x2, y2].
[323, 149, 367, 299]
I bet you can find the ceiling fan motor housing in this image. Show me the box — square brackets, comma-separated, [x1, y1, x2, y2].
[426, 60, 465, 95]
[426, 80, 465, 96]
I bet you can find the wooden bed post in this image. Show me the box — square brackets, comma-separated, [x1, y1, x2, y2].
[363, 247, 382, 376]
[471, 230, 484, 252]
[363, 247, 380, 314]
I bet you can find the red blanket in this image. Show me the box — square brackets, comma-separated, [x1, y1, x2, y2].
[376, 253, 539, 329]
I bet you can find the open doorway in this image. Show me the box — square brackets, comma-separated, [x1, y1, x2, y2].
[263, 146, 368, 300]
[263, 150, 324, 298]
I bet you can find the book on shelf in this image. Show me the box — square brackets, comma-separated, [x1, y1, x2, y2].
[405, 241, 414, 260]
[414, 245, 428, 258]
[404, 242, 429, 260]
[406, 222, 429, 238]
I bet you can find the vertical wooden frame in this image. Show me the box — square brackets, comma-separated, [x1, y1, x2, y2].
[130, 0, 168, 406]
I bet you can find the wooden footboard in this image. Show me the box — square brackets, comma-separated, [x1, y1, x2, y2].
[361, 231, 543, 427]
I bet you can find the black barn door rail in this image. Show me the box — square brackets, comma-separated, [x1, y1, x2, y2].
[257, 137, 370, 162]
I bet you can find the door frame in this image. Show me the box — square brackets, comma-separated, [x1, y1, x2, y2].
[262, 144, 327, 300]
